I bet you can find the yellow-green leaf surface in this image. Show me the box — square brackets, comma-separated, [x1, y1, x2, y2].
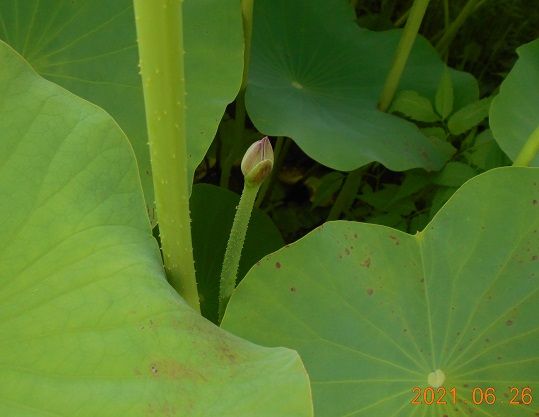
[0, 0, 243, 217]
[490, 39, 539, 165]
[223, 167, 539, 417]
[0, 41, 312, 417]
[245, 0, 478, 172]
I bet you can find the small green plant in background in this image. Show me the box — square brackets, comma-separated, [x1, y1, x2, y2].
[0, 0, 538, 416]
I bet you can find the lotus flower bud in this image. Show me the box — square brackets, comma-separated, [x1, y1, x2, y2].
[241, 137, 274, 186]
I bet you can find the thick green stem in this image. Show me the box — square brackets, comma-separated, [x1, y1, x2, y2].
[513, 126, 539, 167]
[221, 0, 253, 187]
[241, 0, 254, 90]
[442, 0, 449, 29]
[378, 0, 431, 112]
[219, 183, 260, 320]
[435, 0, 482, 54]
[133, 0, 199, 312]
[220, 91, 246, 188]
[327, 167, 364, 221]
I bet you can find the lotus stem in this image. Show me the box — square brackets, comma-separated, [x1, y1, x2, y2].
[435, 0, 483, 54]
[133, 0, 200, 312]
[378, 0, 431, 112]
[219, 138, 273, 321]
[327, 167, 365, 221]
[513, 126, 539, 167]
[241, 0, 254, 90]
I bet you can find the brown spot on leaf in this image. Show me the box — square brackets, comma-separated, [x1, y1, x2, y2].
[533, 199, 538, 205]
[219, 342, 239, 364]
[345, 248, 350, 255]
[533, 255, 538, 261]
[150, 360, 207, 381]
[275, 261, 281, 269]
[506, 320, 513, 326]
[389, 235, 400, 245]
[366, 288, 374, 296]
[361, 257, 371, 268]
[290, 287, 296, 292]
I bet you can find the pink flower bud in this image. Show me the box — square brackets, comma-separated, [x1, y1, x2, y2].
[241, 137, 274, 186]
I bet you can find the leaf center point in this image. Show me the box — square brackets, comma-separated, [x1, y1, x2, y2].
[427, 369, 445, 388]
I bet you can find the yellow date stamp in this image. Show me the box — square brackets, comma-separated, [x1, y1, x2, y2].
[411, 386, 533, 406]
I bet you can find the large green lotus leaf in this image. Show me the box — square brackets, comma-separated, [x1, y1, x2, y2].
[490, 39, 539, 165]
[0, 0, 243, 216]
[223, 167, 539, 416]
[246, 0, 478, 172]
[191, 183, 284, 323]
[0, 41, 312, 417]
